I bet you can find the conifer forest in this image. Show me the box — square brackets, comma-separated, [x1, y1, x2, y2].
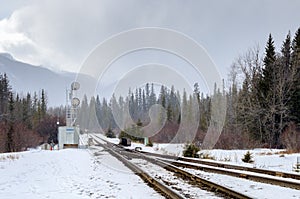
[1, 28, 300, 152]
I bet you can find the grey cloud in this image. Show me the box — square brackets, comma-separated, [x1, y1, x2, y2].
[0, 0, 299, 76]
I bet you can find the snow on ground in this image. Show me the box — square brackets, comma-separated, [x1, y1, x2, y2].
[92, 133, 300, 198]
[198, 149, 300, 173]
[100, 133, 300, 173]
[184, 167, 300, 199]
[0, 147, 162, 199]
[105, 136, 185, 157]
[131, 158, 222, 199]
[2, 132, 299, 199]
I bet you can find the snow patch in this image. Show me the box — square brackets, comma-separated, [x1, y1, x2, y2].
[0, 148, 162, 199]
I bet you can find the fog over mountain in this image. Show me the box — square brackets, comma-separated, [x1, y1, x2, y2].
[0, 52, 78, 106]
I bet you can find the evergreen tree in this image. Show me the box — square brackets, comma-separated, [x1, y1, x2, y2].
[261, 34, 279, 147]
[281, 31, 292, 70]
[6, 92, 14, 152]
[158, 85, 167, 125]
[149, 83, 156, 107]
[193, 83, 200, 104]
[13, 94, 22, 122]
[41, 89, 47, 119]
[0, 73, 10, 116]
[95, 95, 101, 124]
[78, 94, 89, 130]
[158, 85, 166, 108]
[23, 93, 33, 129]
[261, 34, 276, 100]
[145, 83, 150, 110]
[274, 32, 293, 146]
[290, 28, 300, 125]
[88, 96, 101, 132]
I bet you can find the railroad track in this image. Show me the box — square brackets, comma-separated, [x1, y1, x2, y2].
[92, 138, 184, 199]
[141, 151, 300, 181]
[139, 151, 300, 190]
[91, 135, 251, 199]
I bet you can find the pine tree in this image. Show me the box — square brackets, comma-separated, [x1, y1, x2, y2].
[78, 94, 89, 130]
[274, 32, 293, 146]
[23, 93, 33, 129]
[261, 34, 276, 99]
[0, 73, 11, 116]
[149, 83, 156, 107]
[145, 83, 150, 110]
[281, 31, 292, 70]
[95, 95, 101, 123]
[193, 83, 200, 105]
[6, 92, 14, 152]
[141, 89, 147, 123]
[169, 85, 179, 123]
[41, 89, 47, 119]
[290, 28, 300, 125]
[260, 34, 278, 147]
[88, 96, 101, 132]
[158, 85, 167, 125]
[158, 85, 166, 108]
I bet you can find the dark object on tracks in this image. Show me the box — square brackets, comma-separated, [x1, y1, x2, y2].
[135, 147, 142, 151]
[120, 137, 131, 146]
[63, 144, 78, 149]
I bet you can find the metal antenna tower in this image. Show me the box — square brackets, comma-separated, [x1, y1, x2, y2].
[66, 82, 80, 127]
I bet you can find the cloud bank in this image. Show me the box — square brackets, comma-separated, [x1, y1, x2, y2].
[0, 0, 299, 75]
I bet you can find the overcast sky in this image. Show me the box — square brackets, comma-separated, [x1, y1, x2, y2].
[0, 0, 300, 84]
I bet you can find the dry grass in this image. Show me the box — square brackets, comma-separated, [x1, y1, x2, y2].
[0, 154, 20, 162]
[218, 157, 231, 162]
[257, 149, 298, 156]
[199, 152, 216, 160]
[274, 150, 298, 155]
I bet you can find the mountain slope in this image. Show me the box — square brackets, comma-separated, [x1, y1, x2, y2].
[0, 53, 77, 106]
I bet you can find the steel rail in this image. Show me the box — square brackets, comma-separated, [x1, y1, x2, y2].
[92, 138, 184, 199]
[139, 151, 300, 190]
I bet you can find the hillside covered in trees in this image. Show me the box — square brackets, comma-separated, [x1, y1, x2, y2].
[78, 28, 300, 151]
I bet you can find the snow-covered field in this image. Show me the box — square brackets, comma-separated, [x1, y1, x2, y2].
[1, 133, 300, 199]
[0, 147, 162, 199]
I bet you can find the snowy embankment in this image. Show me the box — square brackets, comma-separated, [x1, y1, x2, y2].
[95, 134, 300, 198]
[0, 147, 162, 199]
[195, 149, 300, 173]
[106, 135, 300, 173]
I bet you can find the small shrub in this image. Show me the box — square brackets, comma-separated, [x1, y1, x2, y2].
[106, 128, 116, 138]
[183, 143, 200, 158]
[242, 151, 254, 163]
[281, 123, 300, 152]
[118, 130, 143, 143]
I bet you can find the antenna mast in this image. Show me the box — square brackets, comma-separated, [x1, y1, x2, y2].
[66, 82, 80, 127]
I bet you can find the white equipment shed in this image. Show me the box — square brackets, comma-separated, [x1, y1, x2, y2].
[58, 126, 80, 149]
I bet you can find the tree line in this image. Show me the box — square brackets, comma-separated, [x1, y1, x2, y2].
[78, 28, 300, 151]
[78, 82, 214, 143]
[223, 28, 300, 150]
[0, 74, 65, 152]
[1, 27, 299, 152]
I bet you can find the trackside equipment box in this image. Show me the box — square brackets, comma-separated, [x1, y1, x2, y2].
[58, 126, 80, 149]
